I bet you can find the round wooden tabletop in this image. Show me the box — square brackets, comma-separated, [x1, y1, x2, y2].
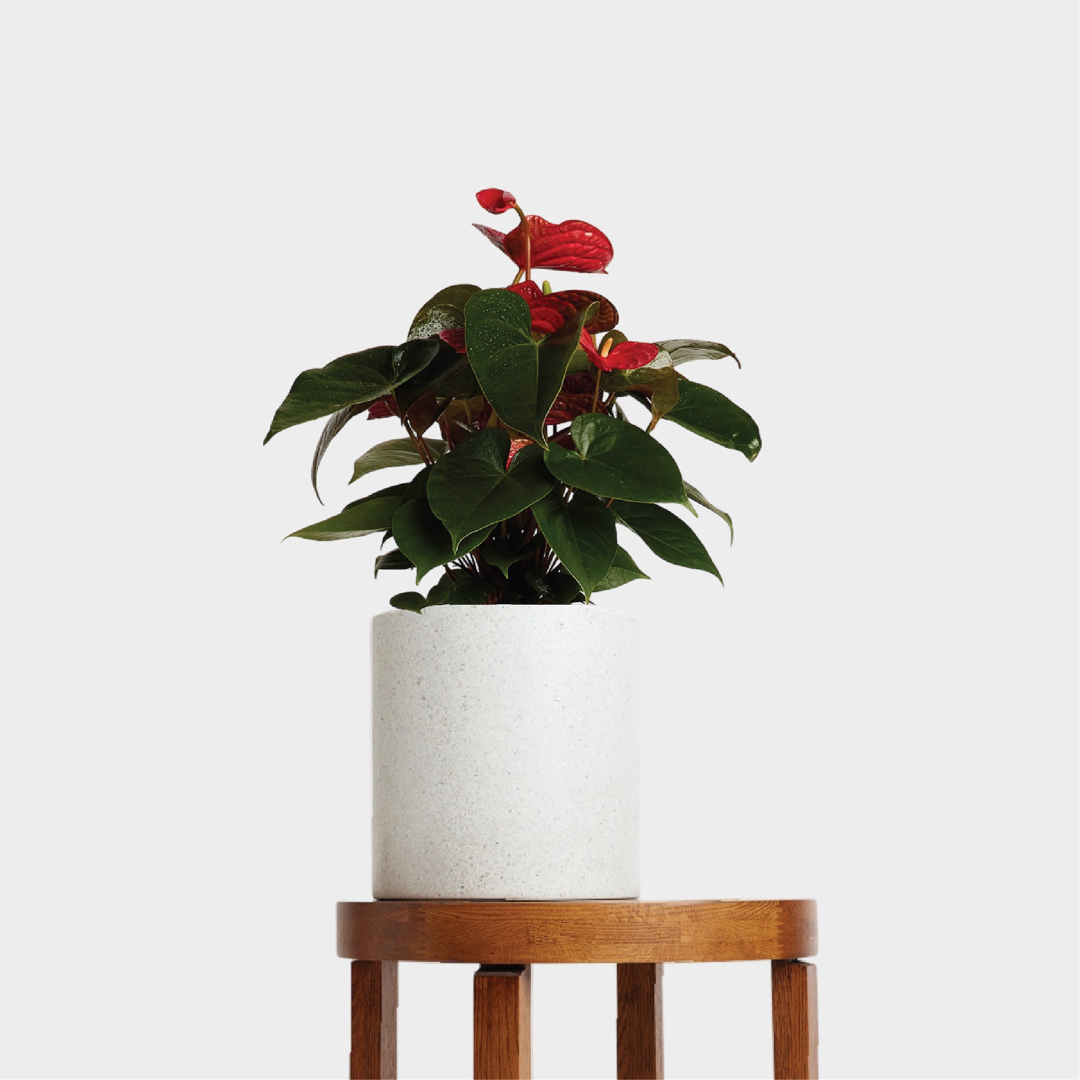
[337, 899, 817, 964]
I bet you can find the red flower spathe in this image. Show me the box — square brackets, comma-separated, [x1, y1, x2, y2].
[474, 215, 613, 274]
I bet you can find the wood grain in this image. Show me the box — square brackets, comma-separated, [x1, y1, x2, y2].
[338, 900, 817, 964]
[617, 963, 663, 1079]
[772, 960, 818, 1080]
[350, 960, 397, 1079]
[474, 964, 531, 1080]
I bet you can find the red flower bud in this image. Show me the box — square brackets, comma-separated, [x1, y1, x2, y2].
[476, 188, 517, 214]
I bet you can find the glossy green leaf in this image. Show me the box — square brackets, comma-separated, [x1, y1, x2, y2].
[593, 545, 650, 592]
[427, 428, 556, 548]
[389, 592, 427, 613]
[602, 365, 680, 425]
[266, 346, 393, 444]
[426, 572, 490, 606]
[531, 491, 617, 601]
[374, 548, 414, 576]
[656, 339, 740, 368]
[661, 379, 761, 461]
[480, 535, 544, 576]
[544, 414, 688, 506]
[685, 482, 734, 543]
[265, 338, 441, 444]
[391, 498, 452, 583]
[408, 284, 480, 340]
[310, 403, 366, 503]
[350, 438, 447, 485]
[612, 500, 722, 580]
[287, 484, 408, 541]
[394, 346, 471, 416]
[464, 289, 593, 444]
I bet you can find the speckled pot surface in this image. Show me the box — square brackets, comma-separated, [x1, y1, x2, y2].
[371, 606, 640, 900]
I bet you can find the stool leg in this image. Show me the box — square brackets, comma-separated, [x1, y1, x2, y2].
[474, 964, 531, 1080]
[350, 960, 397, 1080]
[771, 960, 818, 1080]
[616, 962, 664, 1079]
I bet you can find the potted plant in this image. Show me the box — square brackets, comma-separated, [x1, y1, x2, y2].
[265, 188, 760, 899]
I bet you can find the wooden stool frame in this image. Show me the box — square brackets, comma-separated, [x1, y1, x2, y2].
[338, 899, 818, 1080]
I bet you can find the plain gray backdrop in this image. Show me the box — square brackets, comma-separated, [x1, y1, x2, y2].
[1, 2, 1077, 1077]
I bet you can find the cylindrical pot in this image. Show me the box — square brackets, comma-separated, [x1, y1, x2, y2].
[371, 605, 639, 900]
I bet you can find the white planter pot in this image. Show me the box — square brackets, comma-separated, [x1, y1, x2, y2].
[371, 605, 640, 900]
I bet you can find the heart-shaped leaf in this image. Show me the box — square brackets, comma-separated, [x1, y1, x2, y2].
[480, 535, 544, 576]
[611, 500, 721, 580]
[287, 484, 409, 541]
[392, 496, 490, 583]
[593, 545, 649, 592]
[544, 413, 688, 505]
[265, 338, 442, 444]
[464, 289, 593, 444]
[407, 284, 480, 341]
[685, 482, 734, 543]
[531, 490, 617, 601]
[661, 379, 761, 461]
[427, 428, 556, 548]
[350, 438, 447, 485]
[656, 339, 740, 368]
[310, 402, 367, 503]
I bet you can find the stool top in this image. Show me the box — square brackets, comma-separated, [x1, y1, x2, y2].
[337, 899, 816, 964]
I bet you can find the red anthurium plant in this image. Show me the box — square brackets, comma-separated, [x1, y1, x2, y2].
[265, 189, 761, 610]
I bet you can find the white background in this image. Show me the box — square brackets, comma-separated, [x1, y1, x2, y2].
[1, 2, 1076, 1078]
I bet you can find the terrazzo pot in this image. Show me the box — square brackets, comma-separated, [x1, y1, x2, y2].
[371, 605, 640, 900]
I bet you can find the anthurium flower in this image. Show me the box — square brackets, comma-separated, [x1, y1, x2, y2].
[580, 335, 659, 372]
[475, 215, 613, 274]
[476, 188, 517, 214]
[507, 281, 617, 336]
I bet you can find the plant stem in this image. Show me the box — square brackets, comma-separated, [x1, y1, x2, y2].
[514, 206, 532, 281]
[590, 365, 603, 413]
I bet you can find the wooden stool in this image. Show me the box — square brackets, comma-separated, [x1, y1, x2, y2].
[337, 899, 818, 1080]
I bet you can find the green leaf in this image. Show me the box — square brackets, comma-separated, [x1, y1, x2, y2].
[464, 289, 593, 444]
[427, 428, 556, 548]
[374, 548, 414, 576]
[425, 572, 490, 606]
[264, 338, 441, 443]
[593, 545, 650, 592]
[287, 484, 408, 541]
[602, 365, 681, 425]
[408, 284, 480, 340]
[389, 592, 427, 613]
[685, 482, 734, 544]
[350, 438, 447, 485]
[662, 379, 761, 461]
[480, 536, 544, 576]
[445, 576, 492, 605]
[265, 346, 393, 444]
[310, 403, 366, 504]
[394, 345, 471, 416]
[612, 500, 722, 580]
[544, 413, 688, 506]
[656, 339, 740, 369]
[531, 491, 617, 601]
[391, 497, 488, 583]
[391, 338, 442, 386]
